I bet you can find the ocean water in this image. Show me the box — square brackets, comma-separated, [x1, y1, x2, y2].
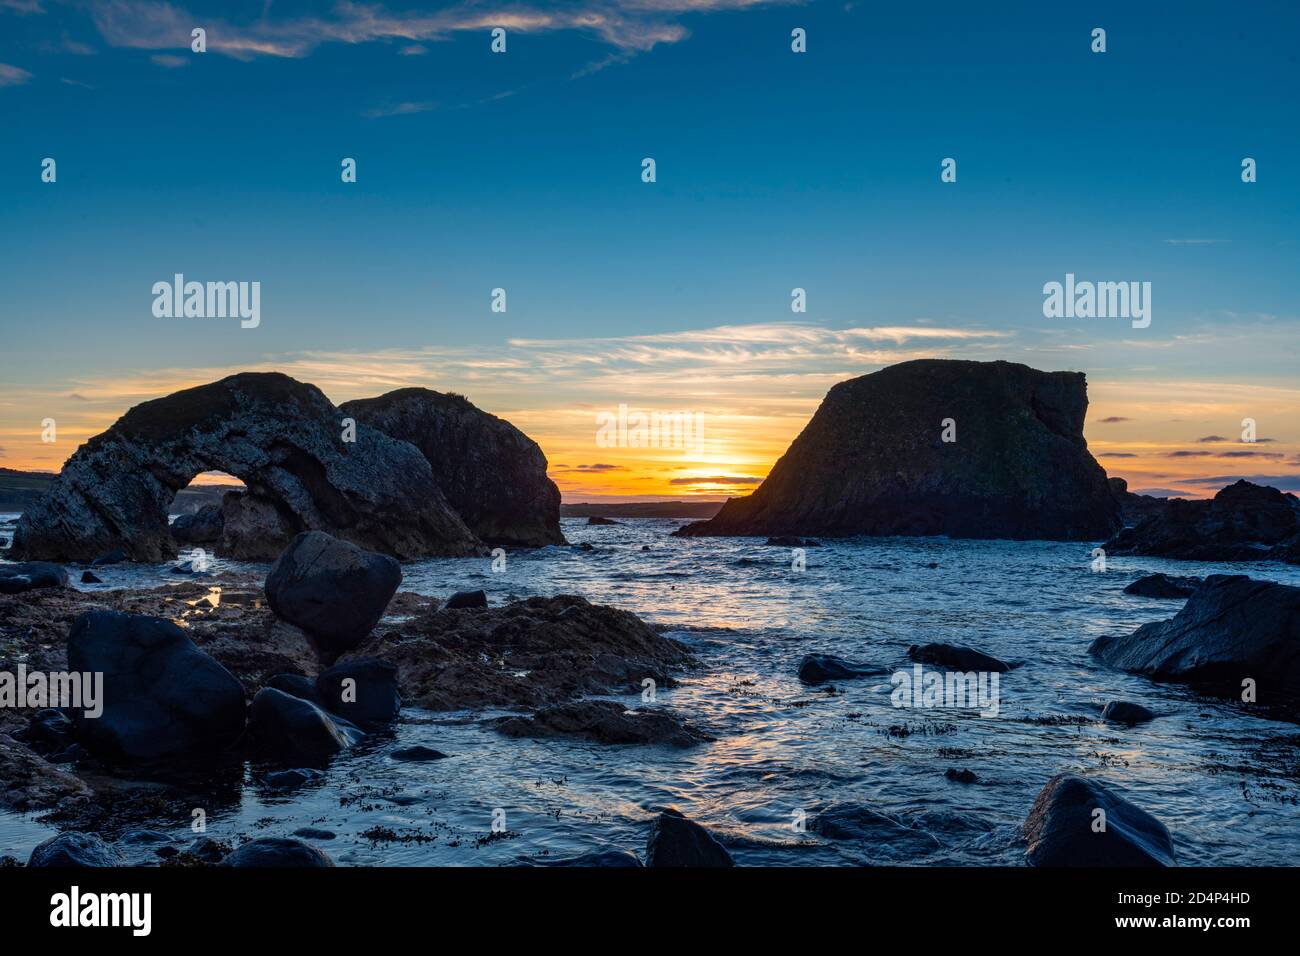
[3, 512, 1300, 866]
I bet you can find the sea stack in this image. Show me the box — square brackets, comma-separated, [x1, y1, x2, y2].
[675, 359, 1120, 541]
[340, 388, 565, 547]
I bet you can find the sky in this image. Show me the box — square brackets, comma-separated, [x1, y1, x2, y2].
[1, 0, 1297, 500]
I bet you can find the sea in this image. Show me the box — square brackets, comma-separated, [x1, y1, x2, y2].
[3, 512, 1299, 866]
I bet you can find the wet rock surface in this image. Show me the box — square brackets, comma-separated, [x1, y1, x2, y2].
[221, 837, 335, 867]
[1024, 773, 1176, 866]
[494, 699, 713, 747]
[247, 688, 364, 759]
[645, 809, 734, 867]
[1123, 573, 1203, 599]
[797, 653, 889, 684]
[0, 561, 69, 594]
[1090, 574, 1300, 701]
[907, 642, 1012, 673]
[28, 831, 124, 868]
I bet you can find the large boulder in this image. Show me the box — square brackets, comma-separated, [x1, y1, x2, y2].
[246, 688, 364, 758]
[1089, 575, 1300, 700]
[264, 531, 402, 657]
[1103, 480, 1300, 564]
[908, 643, 1012, 673]
[1024, 773, 1175, 866]
[0, 561, 68, 594]
[28, 832, 124, 868]
[675, 359, 1120, 541]
[1123, 573, 1203, 599]
[797, 654, 888, 685]
[645, 809, 734, 867]
[9, 372, 484, 562]
[340, 388, 565, 547]
[68, 610, 247, 763]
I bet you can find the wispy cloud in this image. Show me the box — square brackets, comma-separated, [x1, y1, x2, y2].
[363, 100, 435, 118]
[0, 62, 33, 85]
[149, 53, 188, 67]
[85, 0, 784, 60]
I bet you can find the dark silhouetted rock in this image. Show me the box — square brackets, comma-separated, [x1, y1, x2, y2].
[908, 642, 1012, 673]
[495, 699, 713, 747]
[1024, 773, 1175, 866]
[1108, 477, 1178, 527]
[316, 658, 401, 727]
[265, 531, 402, 656]
[171, 503, 223, 544]
[9, 372, 483, 562]
[391, 745, 449, 762]
[945, 768, 979, 784]
[28, 832, 123, 867]
[1123, 573, 1203, 599]
[765, 535, 821, 547]
[247, 688, 363, 758]
[90, 549, 127, 566]
[68, 610, 247, 762]
[797, 654, 888, 684]
[587, 516, 619, 526]
[266, 673, 322, 706]
[1090, 575, 1300, 699]
[1102, 701, 1156, 724]
[1103, 480, 1300, 564]
[79, 570, 102, 584]
[264, 768, 323, 790]
[183, 837, 230, 863]
[0, 561, 68, 594]
[445, 589, 487, 610]
[645, 809, 734, 867]
[675, 359, 1120, 541]
[221, 837, 335, 867]
[292, 828, 336, 841]
[340, 388, 564, 547]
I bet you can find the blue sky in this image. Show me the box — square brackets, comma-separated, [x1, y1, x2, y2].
[1, 0, 1297, 497]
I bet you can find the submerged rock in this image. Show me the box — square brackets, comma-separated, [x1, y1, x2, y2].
[247, 688, 363, 758]
[316, 658, 401, 727]
[79, 570, 102, 584]
[1024, 773, 1175, 866]
[0, 561, 68, 594]
[1089, 575, 1300, 700]
[675, 359, 1120, 541]
[587, 516, 618, 526]
[908, 643, 1012, 673]
[809, 805, 942, 855]
[945, 768, 979, 784]
[766, 535, 820, 547]
[645, 809, 734, 867]
[445, 589, 488, 610]
[340, 388, 564, 547]
[9, 372, 483, 562]
[494, 699, 713, 747]
[68, 609, 247, 763]
[1103, 479, 1300, 564]
[1123, 573, 1203, 599]
[28, 832, 123, 868]
[797, 653, 888, 685]
[390, 745, 449, 762]
[265, 531, 402, 657]
[222, 837, 335, 867]
[1102, 701, 1156, 724]
[531, 849, 643, 867]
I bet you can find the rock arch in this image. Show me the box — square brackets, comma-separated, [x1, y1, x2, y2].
[10, 373, 484, 562]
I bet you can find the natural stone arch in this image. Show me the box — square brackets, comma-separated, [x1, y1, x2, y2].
[11, 373, 483, 562]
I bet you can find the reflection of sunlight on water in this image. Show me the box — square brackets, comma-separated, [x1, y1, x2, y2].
[4, 515, 1300, 865]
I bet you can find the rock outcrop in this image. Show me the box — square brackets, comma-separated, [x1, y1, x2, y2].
[247, 688, 364, 759]
[494, 700, 713, 747]
[170, 503, 223, 544]
[908, 642, 1012, 672]
[1123, 573, 1203, 599]
[340, 388, 565, 547]
[1024, 773, 1175, 866]
[1089, 574, 1300, 701]
[675, 360, 1120, 541]
[221, 837, 335, 867]
[1108, 477, 1176, 527]
[0, 561, 68, 595]
[10, 373, 483, 562]
[797, 654, 888, 685]
[645, 809, 734, 867]
[1103, 480, 1300, 564]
